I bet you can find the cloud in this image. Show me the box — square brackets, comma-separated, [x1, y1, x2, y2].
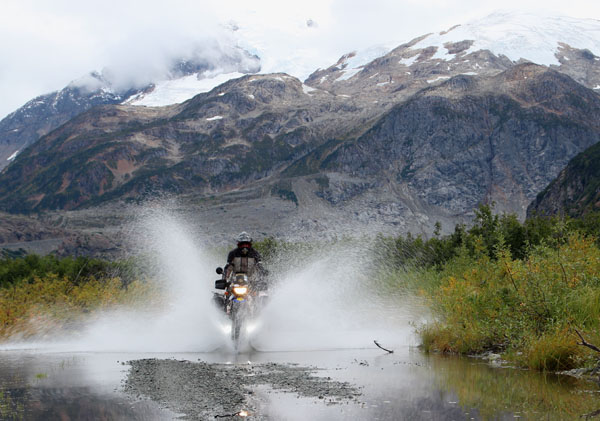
[0, 0, 229, 116]
[1, 0, 600, 118]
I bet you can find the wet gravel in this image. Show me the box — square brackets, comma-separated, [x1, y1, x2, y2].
[123, 358, 361, 420]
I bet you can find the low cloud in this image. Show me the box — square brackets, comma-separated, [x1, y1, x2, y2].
[1, 0, 600, 118]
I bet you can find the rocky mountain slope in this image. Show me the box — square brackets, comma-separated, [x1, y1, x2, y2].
[1, 63, 599, 226]
[0, 73, 368, 212]
[528, 141, 600, 217]
[299, 64, 600, 217]
[0, 74, 136, 170]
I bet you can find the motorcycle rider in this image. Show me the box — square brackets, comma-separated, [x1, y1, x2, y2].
[213, 231, 268, 310]
[223, 232, 267, 287]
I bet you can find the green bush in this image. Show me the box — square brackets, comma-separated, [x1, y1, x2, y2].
[421, 233, 600, 370]
[0, 254, 139, 288]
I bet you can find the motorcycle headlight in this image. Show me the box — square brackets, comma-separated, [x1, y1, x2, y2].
[233, 285, 248, 295]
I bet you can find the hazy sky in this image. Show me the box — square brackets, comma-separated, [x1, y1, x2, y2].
[1, 0, 600, 119]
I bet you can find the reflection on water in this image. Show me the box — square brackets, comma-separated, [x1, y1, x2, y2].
[0, 349, 598, 420]
[431, 355, 600, 420]
[0, 352, 174, 420]
[256, 350, 600, 420]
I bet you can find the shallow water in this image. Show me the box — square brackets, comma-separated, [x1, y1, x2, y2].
[0, 346, 598, 420]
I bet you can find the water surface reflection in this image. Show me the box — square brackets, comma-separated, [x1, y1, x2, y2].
[0, 348, 598, 420]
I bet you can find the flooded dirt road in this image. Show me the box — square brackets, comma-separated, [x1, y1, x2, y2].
[1, 345, 599, 420]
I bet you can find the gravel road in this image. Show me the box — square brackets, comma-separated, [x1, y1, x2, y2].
[123, 358, 361, 420]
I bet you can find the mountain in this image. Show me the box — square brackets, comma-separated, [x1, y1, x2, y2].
[0, 47, 260, 170]
[2, 11, 600, 250]
[1, 63, 599, 224]
[3, 10, 600, 175]
[528, 141, 600, 217]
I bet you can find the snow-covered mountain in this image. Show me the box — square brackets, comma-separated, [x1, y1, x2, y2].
[307, 10, 600, 93]
[415, 11, 600, 65]
[98, 10, 600, 109]
[0, 47, 260, 170]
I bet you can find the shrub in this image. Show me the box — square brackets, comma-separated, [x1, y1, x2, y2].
[421, 233, 600, 370]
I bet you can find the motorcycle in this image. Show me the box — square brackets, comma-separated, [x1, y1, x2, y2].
[214, 267, 266, 348]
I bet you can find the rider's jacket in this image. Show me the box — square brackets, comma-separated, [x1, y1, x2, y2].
[226, 247, 263, 277]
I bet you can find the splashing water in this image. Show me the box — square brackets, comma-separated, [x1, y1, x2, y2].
[70, 207, 229, 352]
[249, 241, 420, 352]
[1, 204, 422, 353]
[0, 205, 229, 352]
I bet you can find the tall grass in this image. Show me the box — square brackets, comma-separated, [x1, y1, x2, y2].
[421, 234, 600, 370]
[0, 264, 158, 340]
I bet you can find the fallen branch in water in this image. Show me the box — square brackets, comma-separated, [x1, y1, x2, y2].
[215, 410, 249, 418]
[575, 329, 600, 354]
[374, 340, 393, 354]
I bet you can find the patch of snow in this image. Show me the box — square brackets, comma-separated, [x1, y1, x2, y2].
[127, 71, 245, 107]
[302, 84, 316, 94]
[434, 50, 457, 61]
[377, 81, 390, 86]
[405, 72, 411, 75]
[335, 45, 392, 82]
[11, 129, 19, 132]
[206, 116, 223, 121]
[427, 76, 450, 83]
[338, 94, 351, 98]
[411, 10, 600, 66]
[369, 73, 379, 79]
[218, 92, 225, 96]
[7, 150, 19, 161]
[319, 75, 328, 83]
[461, 72, 478, 75]
[249, 75, 288, 83]
[337, 67, 362, 81]
[247, 94, 255, 99]
[593, 85, 600, 90]
[563, 56, 570, 61]
[399, 54, 419, 67]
